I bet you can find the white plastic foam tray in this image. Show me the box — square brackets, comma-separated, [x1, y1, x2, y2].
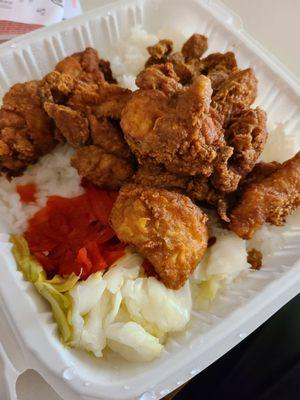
[0, 0, 300, 399]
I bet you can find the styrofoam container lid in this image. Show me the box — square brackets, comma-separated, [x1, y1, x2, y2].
[0, 0, 299, 399]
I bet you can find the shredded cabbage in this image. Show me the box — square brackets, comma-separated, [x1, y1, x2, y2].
[11, 234, 79, 342]
[35, 280, 74, 342]
[106, 322, 163, 362]
[122, 277, 192, 333]
[11, 238, 192, 361]
[10, 235, 46, 283]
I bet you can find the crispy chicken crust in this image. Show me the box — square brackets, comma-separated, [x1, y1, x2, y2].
[134, 162, 188, 191]
[225, 107, 268, 177]
[110, 184, 208, 289]
[40, 70, 132, 144]
[55, 47, 116, 84]
[210, 107, 268, 193]
[134, 163, 231, 222]
[146, 39, 173, 64]
[44, 103, 89, 147]
[230, 152, 300, 239]
[88, 114, 131, 159]
[0, 81, 56, 176]
[247, 248, 263, 270]
[121, 75, 223, 176]
[198, 51, 238, 89]
[212, 68, 258, 126]
[40, 68, 134, 186]
[181, 33, 208, 60]
[144, 35, 238, 89]
[136, 63, 182, 95]
[71, 145, 134, 190]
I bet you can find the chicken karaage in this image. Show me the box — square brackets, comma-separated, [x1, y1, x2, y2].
[121, 75, 224, 176]
[110, 184, 208, 289]
[71, 146, 134, 190]
[55, 47, 116, 84]
[211, 68, 258, 126]
[0, 81, 56, 176]
[230, 152, 300, 239]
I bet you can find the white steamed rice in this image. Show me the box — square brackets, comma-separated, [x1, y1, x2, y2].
[0, 145, 83, 233]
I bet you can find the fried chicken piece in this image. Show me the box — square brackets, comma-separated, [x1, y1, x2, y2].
[146, 39, 173, 65]
[134, 162, 231, 222]
[67, 80, 132, 119]
[226, 107, 268, 177]
[39, 70, 76, 104]
[44, 103, 89, 147]
[212, 68, 258, 126]
[88, 114, 131, 159]
[41, 70, 132, 119]
[136, 63, 182, 95]
[71, 145, 134, 190]
[210, 145, 241, 193]
[187, 177, 230, 222]
[181, 33, 208, 60]
[210, 108, 267, 194]
[0, 81, 56, 175]
[41, 71, 132, 150]
[110, 184, 208, 289]
[41, 69, 134, 186]
[247, 248, 263, 270]
[145, 36, 203, 85]
[240, 161, 281, 187]
[230, 152, 300, 239]
[199, 52, 238, 89]
[134, 162, 188, 190]
[145, 36, 237, 88]
[55, 47, 116, 84]
[121, 75, 224, 176]
[168, 52, 194, 84]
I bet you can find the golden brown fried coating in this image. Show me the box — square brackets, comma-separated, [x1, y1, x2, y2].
[209, 107, 267, 194]
[71, 145, 134, 190]
[240, 161, 281, 187]
[134, 163, 231, 222]
[198, 52, 238, 89]
[212, 68, 258, 126]
[55, 47, 116, 84]
[181, 33, 208, 60]
[136, 63, 182, 95]
[168, 51, 194, 84]
[0, 81, 56, 175]
[134, 162, 188, 191]
[41, 70, 132, 154]
[230, 152, 300, 239]
[146, 39, 173, 64]
[226, 108, 267, 176]
[44, 103, 89, 147]
[88, 114, 131, 159]
[145, 36, 237, 88]
[110, 184, 208, 289]
[41, 68, 134, 188]
[210, 145, 241, 193]
[92, 84, 132, 119]
[145, 36, 201, 85]
[39, 70, 76, 104]
[121, 75, 224, 176]
[41, 70, 132, 120]
[247, 248, 263, 270]
[187, 177, 230, 222]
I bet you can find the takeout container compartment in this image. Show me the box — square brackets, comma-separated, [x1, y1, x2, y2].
[0, 0, 300, 399]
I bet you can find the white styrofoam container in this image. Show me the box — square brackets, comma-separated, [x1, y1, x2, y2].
[0, 0, 300, 399]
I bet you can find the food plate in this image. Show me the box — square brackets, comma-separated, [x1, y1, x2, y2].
[0, 0, 300, 399]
